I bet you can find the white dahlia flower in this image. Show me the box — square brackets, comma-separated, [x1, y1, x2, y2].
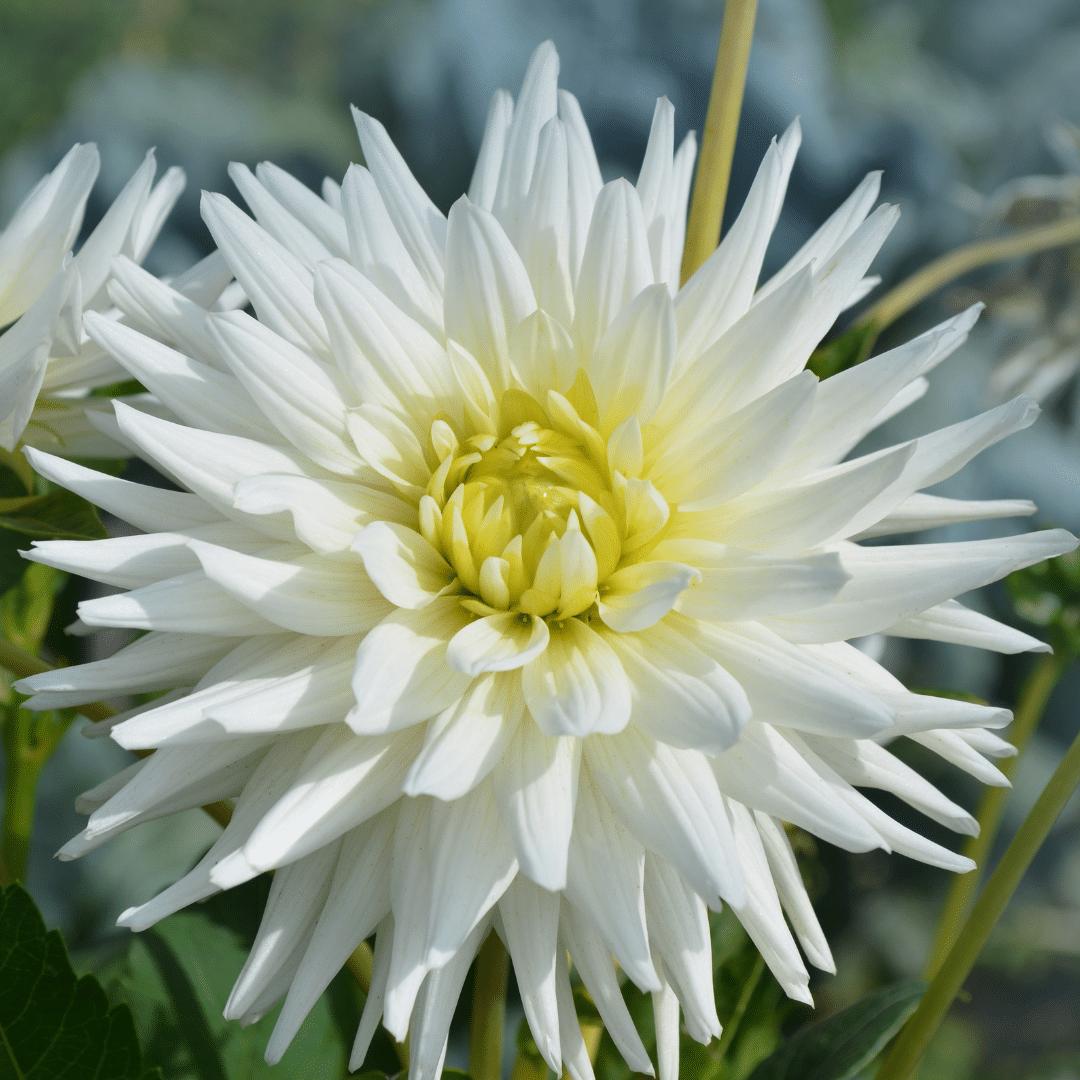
[0, 143, 198, 456]
[18, 42, 1077, 1079]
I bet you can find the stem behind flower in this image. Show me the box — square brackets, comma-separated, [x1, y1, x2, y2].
[680, 0, 759, 283]
[877, 725, 1080, 1080]
[856, 216, 1080, 333]
[470, 933, 509, 1080]
[924, 652, 1067, 977]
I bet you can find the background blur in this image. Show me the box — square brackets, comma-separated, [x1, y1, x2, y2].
[1, 1, 1078, 1076]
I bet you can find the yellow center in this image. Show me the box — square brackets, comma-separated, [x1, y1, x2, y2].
[416, 386, 672, 620]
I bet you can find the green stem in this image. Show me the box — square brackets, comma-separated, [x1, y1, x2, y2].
[877, 724, 1080, 1080]
[856, 215, 1080, 333]
[713, 953, 765, 1075]
[924, 653, 1067, 977]
[1, 713, 44, 882]
[680, 0, 759, 283]
[470, 933, 509, 1080]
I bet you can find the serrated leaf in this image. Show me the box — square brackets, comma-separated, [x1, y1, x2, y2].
[0, 883, 160, 1080]
[0, 489, 106, 541]
[96, 883, 356, 1080]
[745, 980, 924, 1080]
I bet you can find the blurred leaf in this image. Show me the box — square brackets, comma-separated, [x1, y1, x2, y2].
[0, 883, 161, 1079]
[1, 562, 65, 652]
[0, 489, 106, 541]
[1007, 548, 1080, 658]
[0, 449, 34, 496]
[96, 880, 357, 1080]
[744, 980, 924, 1080]
[807, 321, 880, 379]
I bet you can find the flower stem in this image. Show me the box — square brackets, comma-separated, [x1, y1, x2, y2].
[924, 652, 1067, 977]
[877, 724, 1080, 1080]
[470, 933, 509, 1080]
[680, 0, 759, 283]
[856, 215, 1080, 333]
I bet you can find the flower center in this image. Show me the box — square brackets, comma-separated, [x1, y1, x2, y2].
[413, 385, 674, 621]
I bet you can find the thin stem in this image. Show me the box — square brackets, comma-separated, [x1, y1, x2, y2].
[713, 953, 765, 1074]
[877, 725, 1080, 1080]
[680, 0, 759, 283]
[856, 216, 1080, 333]
[470, 933, 509, 1080]
[925, 653, 1067, 977]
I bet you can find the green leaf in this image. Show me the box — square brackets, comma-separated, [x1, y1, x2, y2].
[745, 980, 925, 1080]
[0, 883, 161, 1080]
[96, 884, 357, 1080]
[1007, 548, 1080, 658]
[807, 321, 880, 379]
[0, 490, 106, 541]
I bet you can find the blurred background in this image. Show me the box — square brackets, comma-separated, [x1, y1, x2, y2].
[1, 1, 1078, 1076]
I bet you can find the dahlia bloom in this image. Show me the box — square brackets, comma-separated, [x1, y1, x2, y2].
[18, 42, 1076, 1079]
[0, 143, 195, 456]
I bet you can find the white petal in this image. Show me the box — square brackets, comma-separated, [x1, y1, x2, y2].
[350, 598, 474, 733]
[858, 492, 1037, 540]
[233, 472, 415, 554]
[493, 723, 580, 891]
[648, 371, 817, 510]
[313, 258, 457, 423]
[587, 729, 745, 906]
[508, 308, 577, 401]
[238, 726, 422, 873]
[424, 781, 518, 967]
[754, 811, 834, 972]
[565, 778, 658, 991]
[675, 122, 800, 365]
[77, 570, 277, 636]
[469, 89, 514, 211]
[493, 40, 560, 222]
[84, 312, 272, 440]
[201, 191, 328, 355]
[522, 618, 630, 736]
[191, 540, 390, 636]
[644, 855, 720, 1042]
[606, 619, 750, 753]
[267, 815, 394, 1062]
[447, 611, 550, 675]
[711, 722, 883, 852]
[339, 164, 441, 332]
[498, 878, 562, 1073]
[404, 674, 522, 800]
[773, 530, 1078, 643]
[351, 109, 447, 296]
[444, 197, 536, 389]
[14, 630, 231, 709]
[209, 310, 362, 475]
[352, 520, 454, 609]
[573, 179, 653, 359]
[694, 619, 894, 737]
[597, 560, 700, 632]
[887, 599, 1050, 654]
[346, 403, 430, 496]
[591, 283, 675, 432]
[110, 402, 310, 535]
[662, 544, 850, 620]
[559, 904, 655, 1075]
[23, 446, 218, 533]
